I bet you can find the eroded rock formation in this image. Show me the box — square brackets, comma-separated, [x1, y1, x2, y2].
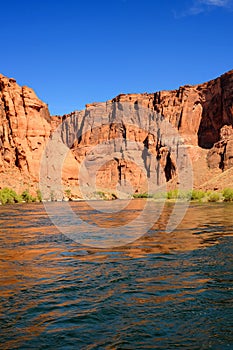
[1, 69, 233, 198]
[0, 74, 51, 193]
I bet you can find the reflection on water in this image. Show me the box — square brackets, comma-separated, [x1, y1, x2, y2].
[0, 201, 233, 349]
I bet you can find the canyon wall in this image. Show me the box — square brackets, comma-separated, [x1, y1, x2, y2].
[0, 74, 51, 193]
[1, 70, 233, 198]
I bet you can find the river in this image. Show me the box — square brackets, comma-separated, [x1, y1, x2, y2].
[0, 200, 232, 349]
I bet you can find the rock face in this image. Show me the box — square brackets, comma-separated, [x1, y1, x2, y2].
[0, 74, 51, 193]
[61, 102, 191, 198]
[207, 125, 233, 170]
[1, 70, 233, 198]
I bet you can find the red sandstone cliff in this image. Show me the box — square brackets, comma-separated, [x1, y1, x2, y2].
[0, 74, 51, 193]
[1, 70, 233, 198]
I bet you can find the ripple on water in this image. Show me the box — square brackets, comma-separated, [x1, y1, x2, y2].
[0, 202, 232, 349]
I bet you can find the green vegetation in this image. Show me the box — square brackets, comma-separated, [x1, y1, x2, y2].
[21, 189, 37, 203]
[207, 192, 220, 202]
[133, 192, 153, 199]
[166, 189, 179, 199]
[166, 190, 192, 200]
[0, 187, 42, 205]
[133, 188, 233, 203]
[65, 189, 71, 198]
[190, 190, 205, 201]
[94, 191, 117, 200]
[133, 192, 168, 199]
[177, 190, 191, 200]
[0, 188, 22, 205]
[94, 191, 106, 199]
[36, 190, 42, 202]
[222, 188, 233, 202]
[2, 186, 233, 205]
[166, 190, 191, 200]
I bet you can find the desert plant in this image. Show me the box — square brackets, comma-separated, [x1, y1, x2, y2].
[65, 189, 71, 198]
[94, 191, 118, 200]
[36, 189, 42, 202]
[222, 188, 233, 202]
[0, 187, 22, 204]
[208, 192, 220, 202]
[167, 189, 179, 199]
[133, 192, 151, 198]
[190, 190, 206, 201]
[95, 190, 107, 199]
[152, 192, 167, 199]
[177, 190, 191, 200]
[21, 189, 36, 203]
[14, 194, 23, 203]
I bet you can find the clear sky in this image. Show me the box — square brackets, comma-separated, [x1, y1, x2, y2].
[1, 0, 233, 115]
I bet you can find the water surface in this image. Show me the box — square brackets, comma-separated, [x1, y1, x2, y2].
[0, 201, 233, 349]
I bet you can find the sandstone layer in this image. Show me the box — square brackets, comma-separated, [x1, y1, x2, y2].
[0, 70, 233, 198]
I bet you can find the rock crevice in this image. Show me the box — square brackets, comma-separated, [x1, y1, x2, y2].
[1, 70, 233, 195]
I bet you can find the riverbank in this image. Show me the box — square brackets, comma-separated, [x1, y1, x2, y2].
[1, 187, 233, 205]
[134, 188, 233, 203]
[0, 188, 42, 205]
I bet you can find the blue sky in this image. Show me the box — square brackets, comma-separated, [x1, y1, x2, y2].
[1, 0, 233, 115]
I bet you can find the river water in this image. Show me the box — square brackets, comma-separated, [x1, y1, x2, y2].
[0, 200, 232, 349]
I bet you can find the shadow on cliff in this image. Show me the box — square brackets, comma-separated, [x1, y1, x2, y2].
[197, 74, 233, 149]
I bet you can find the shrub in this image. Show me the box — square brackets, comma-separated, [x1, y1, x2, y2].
[21, 189, 36, 203]
[222, 188, 233, 202]
[208, 192, 220, 202]
[190, 190, 206, 201]
[95, 191, 107, 199]
[0, 187, 22, 204]
[15, 194, 23, 203]
[36, 190, 42, 202]
[133, 192, 151, 198]
[65, 189, 71, 198]
[167, 189, 179, 199]
[152, 192, 167, 199]
[166, 190, 194, 200]
[177, 191, 192, 200]
[94, 191, 117, 200]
